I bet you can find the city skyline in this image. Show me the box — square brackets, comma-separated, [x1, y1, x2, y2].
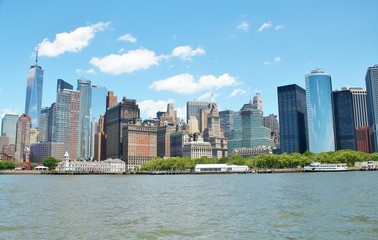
[0, 1, 377, 130]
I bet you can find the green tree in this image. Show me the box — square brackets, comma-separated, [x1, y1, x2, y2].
[0, 160, 16, 170]
[42, 156, 59, 170]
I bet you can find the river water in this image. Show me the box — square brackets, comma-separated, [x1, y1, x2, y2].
[0, 172, 377, 239]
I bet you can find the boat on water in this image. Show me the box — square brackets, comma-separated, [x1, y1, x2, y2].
[303, 162, 348, 172]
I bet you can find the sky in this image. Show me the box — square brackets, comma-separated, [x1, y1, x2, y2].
[0, 0, 377, 126]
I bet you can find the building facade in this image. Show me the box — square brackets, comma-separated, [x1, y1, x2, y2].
[15, 114, 31, 163]
[219, 110, 235, 140]
[186, 100, 210, 131]
[277, 84, 307, 154]
[182, 136, 212, 159]
[39, 107, 49, 143]
[365, 64, 378, 152]
[30, 142, 65, 163]
[122, 124, 157, 170]
[305, 69, 335, 153]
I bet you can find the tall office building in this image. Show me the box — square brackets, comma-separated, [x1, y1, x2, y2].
[263, 114, 279, 146]
[77, 78, 92, 160]
[252, 93, 263, 111]
[94, 115, 106, 161]
[305, 69, 335, 153]
[55, 89, 80, 160]
[277, 84, 307, 154]
[25, 51, 44, 128]
[186, 100, 210, 130]
[15, 114, 31, 163]
[105, 97, 140, 159]
[57, 79, 73, 93]
[219, 110, 235, 140]
[333, 87, 368, 150]
[39, 107, 49, 143]
[1, 113, 18, 145]
[203, 98, 228, 158]
[365, 64, 378, 152]
[92, 85, 108, 120]
[47, 103, 56, 142]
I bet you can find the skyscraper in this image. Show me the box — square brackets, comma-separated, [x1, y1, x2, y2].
[25, 51, 44, 128]
[39, 107, 49, 143]
[277, 84, 307, 154]
[57, 79, 73, 93]
[305, 69, 335, 153]
[1, 113, 18, 145]
[106, 91, 118, 109]
[91, 85, 108, 120]
[77, 78, 92, 160]
[47, 103, 56, 142]
[105, 97, 140, 159]
[365, 64, 378, 152]
[219, 110, 235, 140]
[15, 114, 31, 163]
[55, 89, 80, 160]
[186, 100, 210, 130]
[333, 87, 368, 150]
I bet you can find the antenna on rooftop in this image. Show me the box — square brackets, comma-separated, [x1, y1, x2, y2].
[35, 44, 39, 66]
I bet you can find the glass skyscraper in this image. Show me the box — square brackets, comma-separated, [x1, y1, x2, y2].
[25, 64, 44, 128]
[365, 64, 378, 152]
[305, 69, 335, 153]
[77, 78, 92, 160]
[90, 85, 107, 159]
[1, 113, 19, 145]
[277, 84, 307, 154]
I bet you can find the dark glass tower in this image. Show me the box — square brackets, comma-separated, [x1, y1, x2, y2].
[365, 65, 378, 152]
[333, 87, 368, 150]
[277, 84, 307, 154]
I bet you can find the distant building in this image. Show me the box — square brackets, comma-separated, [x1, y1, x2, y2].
[39, 107, 49, 143]
[277, 84, 307, 154]
[182, 135, 212, 159]
[158, 103, 176, 126]
[25, 57, 44, 128]
[77, 78, 92, 160]
[305, 69, 335, 153]
[219, 110, 235, 140]
[1, 113, 18, 145]
[30, 142, 65, 163]
[47, 103, 56, 142]
[106, 91, 118, 109]
[186, 100, 210, 130]
[194, 164, 249, 173]
[29, 128, 39, 144]
[57, 79, 73, 93]
[232, 145, 274, 157]
[228, 97, 274, 154]
[365, 64, 378, 152]
[157, 125, 176, 158]
[15, 114, 31, 163]
[122, 124, 157, 170]
[94, 115, 106, 161]
[263, 114, 279, 146]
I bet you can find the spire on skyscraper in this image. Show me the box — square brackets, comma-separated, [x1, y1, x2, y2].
[35, 44, 39, 67]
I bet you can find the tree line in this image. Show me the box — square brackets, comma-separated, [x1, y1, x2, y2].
[141, 150, 378, 171]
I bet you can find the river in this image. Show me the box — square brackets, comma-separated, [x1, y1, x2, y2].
[1, 172, 377, 239]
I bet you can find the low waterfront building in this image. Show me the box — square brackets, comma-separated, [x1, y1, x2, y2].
[355, 161, 378, 170]
[232, 145, 274, 157]
[57, 151, 126, 173]
[194, 164, 249, 172]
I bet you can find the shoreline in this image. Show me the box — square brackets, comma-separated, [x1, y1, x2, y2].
[0, 167, 376, 175]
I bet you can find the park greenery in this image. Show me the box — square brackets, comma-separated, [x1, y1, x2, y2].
[42, 156, 60, 170]
[0, 160, 16, 170]
[141, 150, 378, 171]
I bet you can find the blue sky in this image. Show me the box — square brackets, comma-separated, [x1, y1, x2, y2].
[0, 0, 377, 124]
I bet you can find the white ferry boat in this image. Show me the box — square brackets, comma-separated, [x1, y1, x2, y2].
[303, 162, 348, 172]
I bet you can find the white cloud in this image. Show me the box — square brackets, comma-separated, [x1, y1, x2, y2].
[75, 68, 96, 75]
[117, 33, 137, 43]
[86, 69, 96, 75]
[172, 45, 205, 61]
[264, 56, 281, 65]
[1, 109, 18, 118]
[150, 73, 237, 94]
[139, 99, 171, 118]
[39, 22, 110, 57]
[237, 21, 250, 32]
[198, 92, 213, 100]
[227, 89, 247, 98]
[258, 21, 272, 32]
[119, 48, 125, 53]
[90, 48, 161, 75]
[275, 25, 284, 30]
[75, 68, 83, 74]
